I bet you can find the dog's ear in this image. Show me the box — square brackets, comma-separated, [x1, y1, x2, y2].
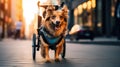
[44, 5, 55, 20]
[43, 10, 46, 18]
[46, 5, 55, 15]
[62, 5, 69, 22]
[62, 5, 68, 16]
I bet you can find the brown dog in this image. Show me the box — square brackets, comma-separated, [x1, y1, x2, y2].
[40, 5, 68, 62]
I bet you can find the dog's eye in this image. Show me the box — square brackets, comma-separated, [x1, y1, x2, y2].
[60, 16, 63, 19]
[51, 15, 56, 19]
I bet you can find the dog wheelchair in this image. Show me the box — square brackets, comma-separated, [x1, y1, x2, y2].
[32, 3, 66, 61]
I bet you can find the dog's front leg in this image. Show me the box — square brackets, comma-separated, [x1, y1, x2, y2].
[45, 46, 50, 62]
[55, 46, 60, 61]
[55, 38, 64, 61]
[40, 36, 50, 62]
[55, 45, 62, 62]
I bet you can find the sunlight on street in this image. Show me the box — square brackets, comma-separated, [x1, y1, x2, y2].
[22, 0, 58, 38]
[22, 0, 38, 38]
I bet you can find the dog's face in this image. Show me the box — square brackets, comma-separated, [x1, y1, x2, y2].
[43, 5, 68, 31]
[50, 10, 65, 30]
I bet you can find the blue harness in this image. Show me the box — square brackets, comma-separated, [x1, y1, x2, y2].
[40, 28, 63, 49]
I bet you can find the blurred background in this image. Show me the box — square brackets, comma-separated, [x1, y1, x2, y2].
[0, 0, 120, 40]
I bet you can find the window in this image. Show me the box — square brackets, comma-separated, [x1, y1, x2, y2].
[0, 11, 4, 19]
[0, 0, 4, 3]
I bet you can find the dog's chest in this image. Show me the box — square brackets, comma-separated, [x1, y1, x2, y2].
[40, 28, 63, 46]
[45, 35, 61, 45]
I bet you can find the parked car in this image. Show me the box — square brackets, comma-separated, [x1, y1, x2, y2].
[69, 25, 94, 41]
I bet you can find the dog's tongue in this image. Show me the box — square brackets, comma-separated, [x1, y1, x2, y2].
[55, 27, 60, 30]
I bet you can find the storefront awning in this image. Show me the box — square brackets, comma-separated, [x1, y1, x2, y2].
[72, 0, 87, 9]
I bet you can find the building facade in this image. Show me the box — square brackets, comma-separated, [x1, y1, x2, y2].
[11, 0, 25, 39]
[0, 0, 11, 38]
[64, 0, 119, 37]
[0, 0, 25, 38]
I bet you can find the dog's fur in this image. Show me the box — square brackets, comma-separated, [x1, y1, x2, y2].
[40, 5, 68, 62]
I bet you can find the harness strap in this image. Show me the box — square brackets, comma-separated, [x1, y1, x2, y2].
[43, 28, 54, 37]
[40, 28, 63, 49]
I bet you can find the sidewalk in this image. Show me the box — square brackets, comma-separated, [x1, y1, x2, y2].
[94, 37, 118, 41]
[66, 37, 120, 42]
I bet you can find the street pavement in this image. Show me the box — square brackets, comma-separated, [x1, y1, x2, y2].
[0, 37, 120, 67]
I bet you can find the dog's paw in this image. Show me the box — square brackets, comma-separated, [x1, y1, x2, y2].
[55, 58, 61, 62]
[45, 60, 51, 63]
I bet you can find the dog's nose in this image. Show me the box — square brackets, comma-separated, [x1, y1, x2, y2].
[56, 21, 60, 25]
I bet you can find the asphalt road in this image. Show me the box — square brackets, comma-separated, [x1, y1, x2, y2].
[0, 38, 120, 67]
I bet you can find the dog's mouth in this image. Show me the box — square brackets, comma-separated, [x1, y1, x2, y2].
[55, 25, 60, 30]
[52, 22, 61, 30]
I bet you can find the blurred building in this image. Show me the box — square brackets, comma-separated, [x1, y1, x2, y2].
[11, 0, 25, 39]
[0, 0, 25, 38]
[0, 0, 12, 38]
[63, 0, 119, 37]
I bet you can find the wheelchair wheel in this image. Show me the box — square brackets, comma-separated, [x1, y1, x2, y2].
[61, 39, 66, 59]
[32, 34, 36, 60]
